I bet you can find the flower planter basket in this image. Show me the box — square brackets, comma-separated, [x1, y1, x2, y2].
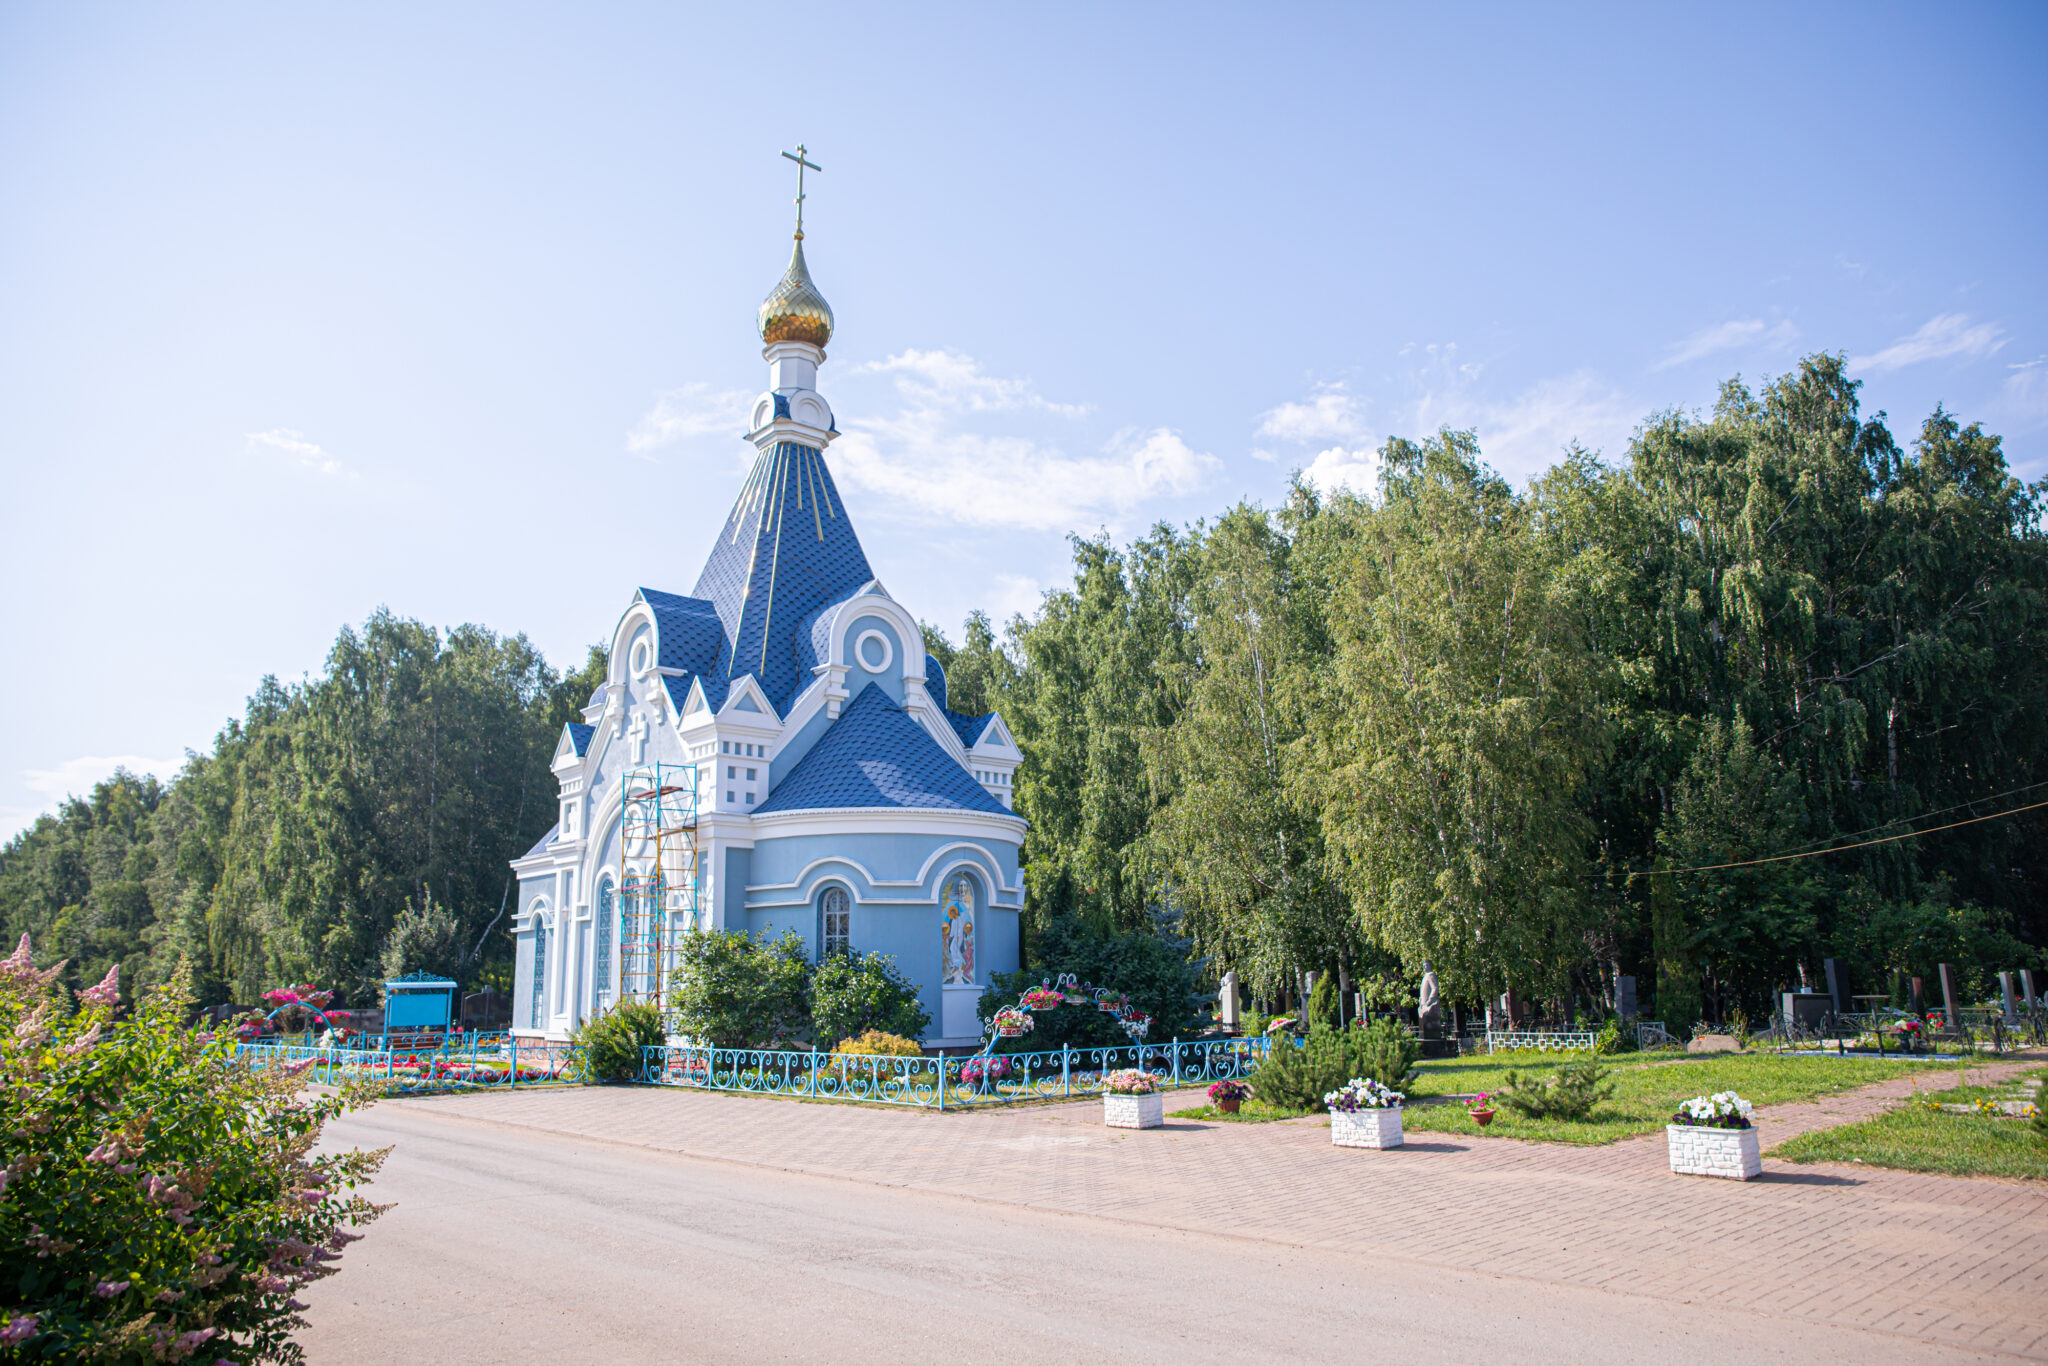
[1218, 1096, 1242, 1115]
[1331, 1107, 1404, 1149]
[996, 1025, 1026, 1038]
[1103, 1093, 1164, 1129]
[1666, 1124, 1761, 1180]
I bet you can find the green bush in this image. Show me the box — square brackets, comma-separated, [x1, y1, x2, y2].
[570, 1000, 666, 1081]
[1501, 1055, 1618, 1120]
[1308, 975, 1341, 1030]
[0, 939, 384, 1362]
[810, 951, 930, 1048]
[667, 929, 812, 1048]
[1250, 1022, 1416, 1111]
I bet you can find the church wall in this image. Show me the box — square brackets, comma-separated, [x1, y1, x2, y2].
[839, 613, 906, 705]
[721, 845, 752, 931]
[512, 928, 535, 1031]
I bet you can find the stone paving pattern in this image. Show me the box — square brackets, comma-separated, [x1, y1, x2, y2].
[394, 1057, 2048, 1359]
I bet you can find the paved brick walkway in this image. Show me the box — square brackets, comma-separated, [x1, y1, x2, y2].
[390, 1057, 2048, 1359]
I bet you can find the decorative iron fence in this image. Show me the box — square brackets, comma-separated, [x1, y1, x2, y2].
[1634, 1021, 1676, 1050]
[236, 1036, 589, 1093]
[1483, 1030, 1598, 1053]
[638, 1036, 1272, 1110]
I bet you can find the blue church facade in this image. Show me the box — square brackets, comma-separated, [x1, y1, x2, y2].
[509, 220, 1026, 1049]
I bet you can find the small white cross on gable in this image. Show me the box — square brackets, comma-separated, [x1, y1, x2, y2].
[627, 710, 651, 763]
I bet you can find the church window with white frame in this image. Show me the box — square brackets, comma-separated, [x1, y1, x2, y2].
[821, 886, 851, 958]
[594, 877, 614, 1010]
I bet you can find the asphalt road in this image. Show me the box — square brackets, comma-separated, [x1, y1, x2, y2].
[299, 1103, 2014, 1365]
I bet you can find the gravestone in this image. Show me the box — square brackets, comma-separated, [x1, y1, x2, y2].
[1823, 958, 1849, 1015]
[1910, 975, 1925, 1013]
[1616, 974, 1638, 1021]
[1938, 963, 1961, 1029]
[2023, 969, 2040, 1012]
[1218, 970, 1240, 1031]
[1782, 992, 1831, 1032]
[1999, 972, 2019, 1026]
[1417, 964, 1442, 1037]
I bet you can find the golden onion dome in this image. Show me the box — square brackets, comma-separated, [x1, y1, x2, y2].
[757, 234, 834, 347]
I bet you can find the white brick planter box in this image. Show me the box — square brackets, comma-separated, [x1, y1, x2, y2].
[1667, 1123, 1761, 1179]
[1103, 1092, 1164, 1128]
[1331, 1107, 1404, 1148]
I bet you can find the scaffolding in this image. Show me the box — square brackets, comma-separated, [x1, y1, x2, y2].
[618, 762, 699, 1010]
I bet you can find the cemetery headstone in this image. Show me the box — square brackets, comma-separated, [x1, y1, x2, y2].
[1616, 974, 1638, 1021]
[1999, 972, 2019, 1026]
[1417, 964, 1442, 1038]
[1219, 970, 1240, 1031]
[1938, 963, 1961, 1030]
[1782, 992, 1831, 1033]
[1823, 958, 1849, 1015]
[1910, 975, 1925, 1013]
[2023, 969, 2039, 1012]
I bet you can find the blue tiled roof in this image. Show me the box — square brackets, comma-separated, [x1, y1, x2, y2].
[924, 654, 948, 707]
[690, 441, 875, 716]
[945, 709, 995, 747]
[755, 684, 1016, 817]
[565, 723, 595, 756]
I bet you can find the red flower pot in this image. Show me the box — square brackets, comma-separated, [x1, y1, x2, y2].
[1470, 1108, 1496, 1127]
[1219, 1096, 1242, 1115]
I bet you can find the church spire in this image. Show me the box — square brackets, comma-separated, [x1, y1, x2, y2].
[747, 144, 837, 451]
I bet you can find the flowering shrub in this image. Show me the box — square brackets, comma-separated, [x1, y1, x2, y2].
[1207, 1079, 1250, 1103]
[1673, 1091, 1754, 1129]
[957, 1057, 1015, 1088]
[0, 936, 384, 1362]
[1103, 1069, 1156, 1095]
[1324, 1077, 1404, 1111]
[833, 1029, 926, 1058]
[1018, 988, 1065, 1011]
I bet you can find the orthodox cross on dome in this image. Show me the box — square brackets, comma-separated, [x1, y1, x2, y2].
[781, 144, 821, 238]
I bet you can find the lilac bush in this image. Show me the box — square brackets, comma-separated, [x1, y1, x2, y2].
[0, 936, 385, 1362]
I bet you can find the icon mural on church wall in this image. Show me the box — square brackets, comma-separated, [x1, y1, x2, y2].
[941, 874, 975, 984]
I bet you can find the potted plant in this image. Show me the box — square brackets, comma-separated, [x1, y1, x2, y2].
[992, 1006, 1034, 1040]
[1208, 1079, 1251, 1115]
[1325, 1077, 1405, 1148]
[1467, 1091, 1496, 1127]
[1667, 1091, 1760, 1179]
[1102, 1069, 1164, 1128]
[1020, 987, 1065, 1011]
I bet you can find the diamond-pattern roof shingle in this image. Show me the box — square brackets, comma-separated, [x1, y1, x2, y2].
[565, 723, 595, 756]
[690, 441, 875, 716]
[755, 683, 1016, 817]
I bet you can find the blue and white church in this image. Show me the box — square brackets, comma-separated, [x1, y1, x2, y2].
[510, 211, 1026, 1050]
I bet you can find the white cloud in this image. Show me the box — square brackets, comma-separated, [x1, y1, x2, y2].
[1655, 318, 1800, 370]
[6, 754, 189, 840]
[1256, 385, 1364, 443]
[626, 383, 752, 459]
[248, 428, 346, 476]
[832, 349, 1214, 532]
[988, 573, 1044, 623]
[1850, 313, 2007, 374]
[1433, 371, 1637, 477]
[2003, 358, 2048, 426]
[1300, 445, 1381, 499]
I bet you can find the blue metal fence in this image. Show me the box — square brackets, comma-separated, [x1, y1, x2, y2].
[638, 1036, 1274, 1110]
[236, 1033, 588, 1093]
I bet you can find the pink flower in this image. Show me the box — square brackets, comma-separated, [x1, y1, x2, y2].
[79, 964, 119, 1009]
[174, 1327, 218, 1351]
[93, 1280, 130, 1298]
[0, 1314, 37, 1344]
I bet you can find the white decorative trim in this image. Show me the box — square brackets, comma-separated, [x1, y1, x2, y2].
[1666, 1124, 1761, 1179]
[745, 842, 1022, 896]
[749, 806, 1027, 843]
[853, 628, 894, 675]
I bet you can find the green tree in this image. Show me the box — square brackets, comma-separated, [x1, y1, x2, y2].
[808, 951, 930, 1046]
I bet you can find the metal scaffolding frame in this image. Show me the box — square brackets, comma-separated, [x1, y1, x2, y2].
[617, 762, 699, 1010]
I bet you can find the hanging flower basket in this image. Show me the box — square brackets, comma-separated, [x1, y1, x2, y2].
[991, 1007, 1034, 1040]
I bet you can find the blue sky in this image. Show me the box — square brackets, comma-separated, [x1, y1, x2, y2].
[2, 3, 2044, 838]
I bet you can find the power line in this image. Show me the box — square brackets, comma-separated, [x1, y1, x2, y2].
[1632, 797, 2048, 879]
[1732, 778, 2048, 863]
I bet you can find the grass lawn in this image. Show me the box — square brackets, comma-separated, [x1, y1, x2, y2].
[1169, 1098, 1316, 1123]
[1769, 1068, 2048, 1180]
[1396, 1050, 1944, 1145]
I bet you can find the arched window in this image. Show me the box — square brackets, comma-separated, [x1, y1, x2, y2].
[941, 874, 975, 985]
[821, 886, 851, 958]
[594, 878, 615, 1009]
[531, 913, 549, 1025]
